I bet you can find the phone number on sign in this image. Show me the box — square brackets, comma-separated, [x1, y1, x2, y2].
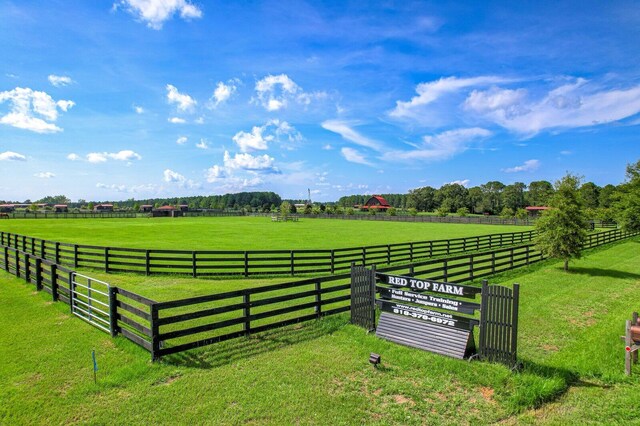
[391, 308, 455, 327]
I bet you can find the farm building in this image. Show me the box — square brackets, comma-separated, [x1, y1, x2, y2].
[140, 204, 153, 213]
[152, 205, 184, 218]
[360, 195, 391, 211]
[0, 204, 15, 212]
[94, 204, 114, 212]
[53, 204, 68, 212]
[525, 206, 550, 217]
[179, 204, 189, 212]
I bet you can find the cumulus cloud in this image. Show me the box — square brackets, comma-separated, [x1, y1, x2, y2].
[211, 79, 239, 107]
[86, 150, 142, 163]
[176, 136, 187, 145]
[321, 120, 383, 151]
[48, 75, 73, 87]
[97, 182, 160, 194]
[134, 105, 145, 114]
[116, 0, 202, 30]
[166, 84, 196, 112]
[503, 159, 540, 173]
[252, 74, 325, 112]
[223, 151, 279, 173]
[34, 172, 55, 178]
[0, 87, 74, 133]
[341, 147, 372, 166]
[446, 179, 470, 187]
[232, 119, 303, 152]
[0, 151, 26, 161]
[163, 168, 200, 188]
[382, 127, 492, 162]
[67, 153, 80, 161]
[205, 165, 226, 182]
[168, 117, 186, 124]
[196, 139, 209, 149]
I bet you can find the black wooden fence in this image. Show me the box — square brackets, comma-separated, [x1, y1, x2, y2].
[1, 228, 637, 361]
[0, 230, 537, 278]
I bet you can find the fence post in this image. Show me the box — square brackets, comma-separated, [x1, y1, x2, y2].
[243, 293, 251, 336]
[510, 248, 514, 270]
[35, 258, 43, 290]
[15, 249, 20, 278]
[511, 283, 520, 366]
[3, 246, 8, 271]
[109, 287, 119, 337]
[192, 251, 197, 278]
[330, 250, 335, 274]
[315, 280, 322, 318]
[387, 245, 391, 265]
[290, 251, 295, 276]
[478, 280, 489, 357]
[244, 251, 249, 277]
[150, 304, 160, 361]
[104, 248, 109, 273]
[145, 250, 150, 276]
[31, 237, 35, 255]
[410, 242, 414, 262]
[50, 264, 58, 301]
[24, 253, 30, 283]
[55, 242, 60, 264]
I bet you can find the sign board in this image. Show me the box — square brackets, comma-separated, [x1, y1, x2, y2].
[377, 272, 481, 299]
[377, 299, 479, 331]
[378, 287, 480, 315]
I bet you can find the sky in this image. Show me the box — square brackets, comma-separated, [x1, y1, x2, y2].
[1, 0, 639, 202]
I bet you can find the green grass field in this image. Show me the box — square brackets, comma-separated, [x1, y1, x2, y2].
[1, 238, 639, 424]
[0, 217, 529, 251]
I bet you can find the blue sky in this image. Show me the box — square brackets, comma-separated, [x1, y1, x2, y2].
[1, 0, 639, 202]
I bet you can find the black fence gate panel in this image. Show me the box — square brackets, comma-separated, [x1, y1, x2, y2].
[350, 263, 376, 331]
[478, 280, 519, 367]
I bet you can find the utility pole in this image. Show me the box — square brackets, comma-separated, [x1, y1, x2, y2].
[308, 188, 311, 205]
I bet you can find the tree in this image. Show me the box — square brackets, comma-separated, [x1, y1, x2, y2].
[436, 183, 468, 213]
[526, 180, 554, 206]
[579, 182, 601, 209]
[612, 159, 640, 232]
[500, 207, 514, 218]
[457, 207, 469, 217]
[280, 201, 291, 219]
[407, 186, 437, 212]
[535, 174, 588, 271]
[502, 182, 526, 211]
[479, 181, 505, 214]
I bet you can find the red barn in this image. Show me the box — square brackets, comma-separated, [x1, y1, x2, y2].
[360, 195, 391, 211]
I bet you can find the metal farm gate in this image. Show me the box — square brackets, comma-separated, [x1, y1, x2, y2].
[350, 264, 376, 331]
[70, 273, 114, 334]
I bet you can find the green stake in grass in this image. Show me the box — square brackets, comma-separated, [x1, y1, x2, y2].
[92, 350, 98, 384]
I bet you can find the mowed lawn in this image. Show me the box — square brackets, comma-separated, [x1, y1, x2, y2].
[0, 217, 529, 251]
[1, 239, 639, 424]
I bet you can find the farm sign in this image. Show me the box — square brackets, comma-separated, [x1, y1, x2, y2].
[377, 272, 481, 298]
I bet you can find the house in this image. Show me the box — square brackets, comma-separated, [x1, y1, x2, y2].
[360, 195, 391, 211]
[140, 204, 153, 213]
[179, 204, 189, 212]
[94, 204, 114, 212]
[0, 204, 15, 213]
[53, 204, 68, 213]
[525, 206, 550, 217]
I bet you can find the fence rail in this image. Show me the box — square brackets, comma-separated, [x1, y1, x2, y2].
[0, 229, 537, 278]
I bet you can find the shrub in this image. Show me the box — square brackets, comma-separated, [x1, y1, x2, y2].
[456, 207, 469, 217]
[346, 208, 354, 215]
[387, 207, 397, 216]
[500, 207, 515, 218]
[408, 208, 418, 216]
[435, 207, 448, 217]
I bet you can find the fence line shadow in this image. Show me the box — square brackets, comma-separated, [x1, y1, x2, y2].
[160, 316, 349, 369]
[566, 267, 640, 280]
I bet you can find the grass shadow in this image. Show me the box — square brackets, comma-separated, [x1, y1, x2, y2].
[566, 267, 640, 280]
[160, 315, 349, 369]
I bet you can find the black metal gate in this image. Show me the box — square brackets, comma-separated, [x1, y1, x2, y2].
[478, 280, 520, 366]
[350, 263, 376, 331]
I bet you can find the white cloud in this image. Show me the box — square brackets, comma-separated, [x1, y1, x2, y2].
[390, 76, 511, 121]
[116, 0, 202, 30]
[0, 151, 26, 161]
[87, 150, 142, 163]
[168, 117, 186, 124]
[503, 159, 541, 173]
[560, 150, 572, 155]
[0, 87, 73, 133]
[48, 75, 73, 87]
[463, 78, 640, 136]
[97, 183, 127, 192]
[321, 120, 383, 151]
[382, 127, 492, 162]
[252, 74, 324, 112]
[97, 182, 160, 194]
[205, 165, 226, 182]
[166, 84, 196, 112]
[176, 136, 187, 145]
[232, 119, 303, 152]
[34, 172, 55, 179]
[212, 80, 238, 106]
[134, 105, 145, 114]
[341, 147, 372, 166]
[163, 169, 184, 183]
[446, 179, 470, 187]
[322, 144, 333, 150]
[223, 151, 279, 173]
[196, 139, 209, 149]
[67, 153, 80, 161]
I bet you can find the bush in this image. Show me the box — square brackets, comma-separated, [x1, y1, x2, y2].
[456, 207, 469, 217]
[500, 207, 515, 218]
[435, 207, 448, 217]
[387, 207, 397, 216]
[346, 208, 354, 215]
[368, 208, 376, 215]
[408, 208, 418, 216]
[335, 206, 344, 215]
[515, 208, 528, 220]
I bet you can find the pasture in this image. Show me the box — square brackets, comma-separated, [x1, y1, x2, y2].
[0, 217, 529, 251]
[1, 239, 639, 424]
